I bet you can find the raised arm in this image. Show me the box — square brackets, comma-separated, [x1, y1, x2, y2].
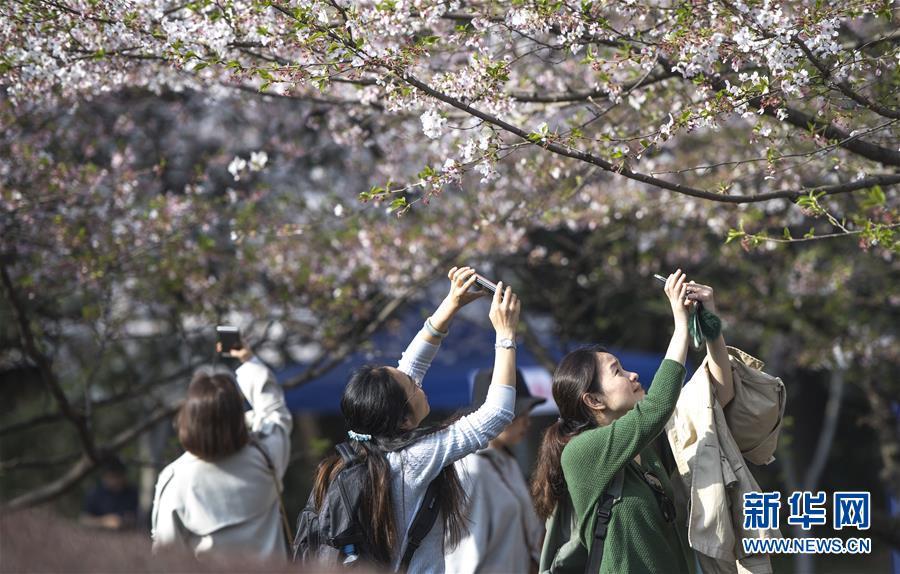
[398, 266, 488, 384]
[399, 283, 521, 480]
[421, 266, 488, 344]
[685, 281, 734, 407]
[223, 344, 293, 478]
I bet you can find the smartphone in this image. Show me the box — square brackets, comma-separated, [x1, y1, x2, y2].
[653, 274, 667, 284]
[474, 274, 498, 293]
[216, 325, 242, 355]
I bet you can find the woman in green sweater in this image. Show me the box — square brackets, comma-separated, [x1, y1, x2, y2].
[533, 270, 732, 574]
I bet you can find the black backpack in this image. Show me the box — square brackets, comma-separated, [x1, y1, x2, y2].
[293, 442, 440, 571]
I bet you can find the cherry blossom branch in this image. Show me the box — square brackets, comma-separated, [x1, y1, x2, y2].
[396, 67, 900, 203]
[651, 119, 898, 175]
[265, 6, 900, 203]
[660, 55, 900, 168]
[793, 37, 900, 121]
[493, 14, 900, 168]
[509, 68, 678, 104]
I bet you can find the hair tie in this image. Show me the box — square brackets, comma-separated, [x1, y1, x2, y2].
[558, 417, 591, 436]
[347, 430, 372, 442]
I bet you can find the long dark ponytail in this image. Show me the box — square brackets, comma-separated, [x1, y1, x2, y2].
[532, 345, 606, 520]
[312, 365, 467, 565]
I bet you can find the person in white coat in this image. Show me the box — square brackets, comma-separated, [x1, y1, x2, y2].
[445, 368, 546, 574]
[151, 340, 292, 562]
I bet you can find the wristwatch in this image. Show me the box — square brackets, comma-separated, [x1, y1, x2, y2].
[495, 337, 517, 350]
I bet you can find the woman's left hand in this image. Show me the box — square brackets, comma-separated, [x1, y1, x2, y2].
[685, 281, 717, 313]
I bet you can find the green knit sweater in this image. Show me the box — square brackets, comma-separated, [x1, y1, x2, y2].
[560, 359, 693, 574]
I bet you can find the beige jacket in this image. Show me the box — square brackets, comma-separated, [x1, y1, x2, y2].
[665, 347, 786, 574]
[151, 358, 292, 561]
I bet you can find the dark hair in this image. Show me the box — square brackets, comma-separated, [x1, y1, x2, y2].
[312, 365, 468, 566]
[532, 345, 607, 520]
[176, 372, 249, 461]
[100, 455, 127, 476]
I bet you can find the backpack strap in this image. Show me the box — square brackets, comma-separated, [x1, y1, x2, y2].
[398, 478, 441, 573]
[335, 441, 360, 466]
[584, 468, 624, 574]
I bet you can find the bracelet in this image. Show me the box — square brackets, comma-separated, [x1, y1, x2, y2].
[424, 317, 449, 339]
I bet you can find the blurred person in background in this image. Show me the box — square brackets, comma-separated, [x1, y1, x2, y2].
[80, 456, 138, 531]
[445, 368, 546, 574]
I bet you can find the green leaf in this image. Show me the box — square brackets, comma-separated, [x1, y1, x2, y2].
[388, 197, 408, 213]
[417, 165, 437, 179]
[860, 185, 885, 210]
[725, 228, 745, 244]
[359, 185, 387, 201]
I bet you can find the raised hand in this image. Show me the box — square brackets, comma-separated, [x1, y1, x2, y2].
[216, 341, 253, 363]
[445, 266, 488, 309]
[663, 269, 691, 328]
[685, 281, 717, 313]
[489, 282, 520, 340]
[424, 266, 490, 343]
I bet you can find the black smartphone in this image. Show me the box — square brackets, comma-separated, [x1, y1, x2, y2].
[653, 274, 667, 284]
[474, 274, 498, 293]
[216, 325, 242, 355]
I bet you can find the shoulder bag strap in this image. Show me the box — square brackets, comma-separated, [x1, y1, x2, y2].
[584, 468, 625, 574]
[399, 478, 441, 573]
[250, 439, 295, 548]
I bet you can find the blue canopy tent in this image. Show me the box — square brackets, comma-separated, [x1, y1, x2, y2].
[278, 309, 682, 414]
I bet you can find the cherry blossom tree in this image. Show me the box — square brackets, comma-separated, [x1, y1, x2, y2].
[2, 0, 898, 248]
[1, 2, 898, 558]
[0, 87, 522, 509]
